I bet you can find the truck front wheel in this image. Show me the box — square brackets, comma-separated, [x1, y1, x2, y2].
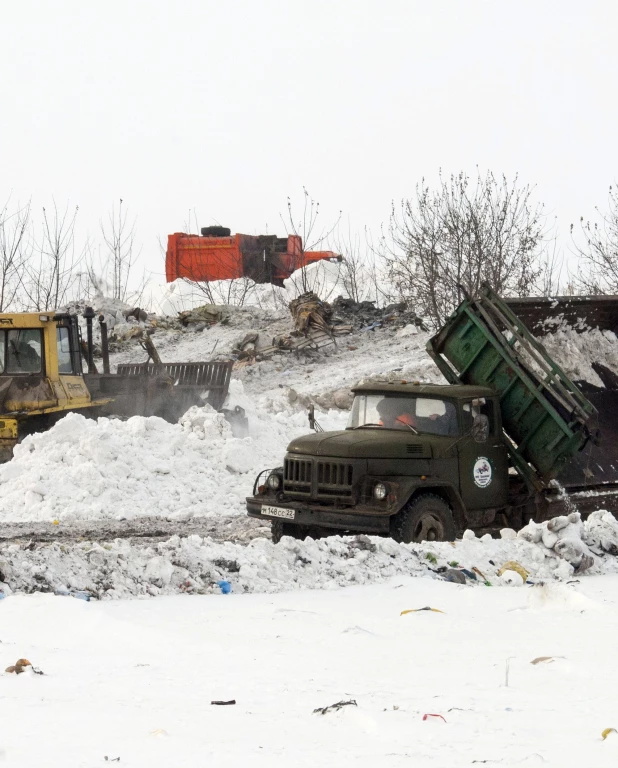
[391, 494, 456, 544]
[271, 520, 311, 543]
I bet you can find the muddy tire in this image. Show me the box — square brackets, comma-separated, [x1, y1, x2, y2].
[271, 520, 311, 543]
[391, 493, 456, 544]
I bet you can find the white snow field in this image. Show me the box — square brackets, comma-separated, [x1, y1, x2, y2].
[2, 576, 618, 767]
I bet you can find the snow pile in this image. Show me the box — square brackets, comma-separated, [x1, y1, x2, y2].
[0, 391, 346, 525]
[583, 509, 618, 554]
[143, 278, 287, 316]
[0, 409, 241, 523]
[541, 325, 618, 388]
[517, 512, 595, 577]
[3, 510, 618, 600]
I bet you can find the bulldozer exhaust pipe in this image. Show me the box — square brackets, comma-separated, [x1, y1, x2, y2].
[83, 306, 96, 374]
[99, 314, 110, 374]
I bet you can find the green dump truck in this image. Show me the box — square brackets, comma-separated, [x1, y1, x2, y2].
[246, 285, 618, 542]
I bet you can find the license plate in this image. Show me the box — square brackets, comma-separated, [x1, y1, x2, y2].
[262, 505, 295, 520]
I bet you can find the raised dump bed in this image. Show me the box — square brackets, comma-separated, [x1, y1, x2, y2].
[427, 285, 599, 488]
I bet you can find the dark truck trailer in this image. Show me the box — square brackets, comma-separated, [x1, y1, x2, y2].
[247, 285, 618, 543]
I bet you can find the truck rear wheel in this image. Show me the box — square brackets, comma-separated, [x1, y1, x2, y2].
[391, 494, 456, 544]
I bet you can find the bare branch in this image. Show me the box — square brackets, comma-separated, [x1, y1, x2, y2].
[384, 170, 551, 328]
[571, 185, 618, 294]
[0, 199, 31, 311]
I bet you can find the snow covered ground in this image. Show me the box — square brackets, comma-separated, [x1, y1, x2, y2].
[2, 576, 618, 767]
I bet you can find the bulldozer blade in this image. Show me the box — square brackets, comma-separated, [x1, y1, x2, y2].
[86, 361, 233, 422]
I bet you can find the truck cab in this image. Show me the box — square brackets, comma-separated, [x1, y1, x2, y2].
[247, 381, 509, 543]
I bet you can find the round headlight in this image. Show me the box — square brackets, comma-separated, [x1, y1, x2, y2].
[267, 473, 281, 490]
[373, 482, 387, 500]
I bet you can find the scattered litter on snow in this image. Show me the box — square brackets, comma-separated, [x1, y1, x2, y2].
[422, 713, 446, 723]
[313, 699, 358, 715]
[400, 607, 445, 615]
[530, 656, 563, 665]
[497, 560, 529, 582]
[4, 658, 41, 675]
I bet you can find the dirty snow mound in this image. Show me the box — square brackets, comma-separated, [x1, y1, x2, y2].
[4, 510, 618, 600]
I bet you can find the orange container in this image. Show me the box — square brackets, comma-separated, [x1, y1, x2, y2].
[166, 231, 340, 286]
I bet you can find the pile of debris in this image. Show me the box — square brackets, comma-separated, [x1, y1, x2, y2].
[100, 292, 429, 366]
[229, 293, 429, 364]
[177, 305, 226, 330]
[331, 296, 428, 333]
[232, 292, 353, 362]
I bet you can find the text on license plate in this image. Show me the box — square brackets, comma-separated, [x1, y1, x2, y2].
[262, 505, 295, 520]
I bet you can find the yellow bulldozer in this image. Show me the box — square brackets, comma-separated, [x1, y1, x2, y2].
[0, 307, 235, 461]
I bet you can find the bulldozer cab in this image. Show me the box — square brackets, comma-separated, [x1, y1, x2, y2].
[0, 313, 96, 416]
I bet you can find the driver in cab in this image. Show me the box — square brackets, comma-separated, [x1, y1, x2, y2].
[376, 399, 417, 431]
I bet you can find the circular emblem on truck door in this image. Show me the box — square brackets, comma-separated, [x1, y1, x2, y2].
[473, 457, 492, 488]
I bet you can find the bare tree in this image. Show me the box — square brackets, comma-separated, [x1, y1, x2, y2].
[281, 188, 342, 297]
[0, 200, 30, 311]
[333, 223, 389, 305]
[100, 199, 140, 302]
[23, 201, 86, 310]
[384, 170, 549, 328]
[571, 185, 618, 293]
[535, 236, 564, 297]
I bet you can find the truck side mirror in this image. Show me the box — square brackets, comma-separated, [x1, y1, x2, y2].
[308, 404, 324, 433]
[472, 414, 489, 443]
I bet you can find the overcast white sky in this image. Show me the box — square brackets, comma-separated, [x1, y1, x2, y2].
[1, 0, 616, 283]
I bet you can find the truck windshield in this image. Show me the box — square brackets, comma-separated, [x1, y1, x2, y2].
[347, 394, 458, 436]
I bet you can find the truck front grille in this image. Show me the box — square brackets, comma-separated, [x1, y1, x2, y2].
[316, 461, 353, 497]
[283, 457, 354, 499]
[284, 458, 312, 495]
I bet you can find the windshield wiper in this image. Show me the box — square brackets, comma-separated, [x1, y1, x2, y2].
[351, 423, 383, 429]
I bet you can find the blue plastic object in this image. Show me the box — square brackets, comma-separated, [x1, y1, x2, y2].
[0, 592, 6, 600]
[74, 591, 91, 602]
[217, 580, 232, 594]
